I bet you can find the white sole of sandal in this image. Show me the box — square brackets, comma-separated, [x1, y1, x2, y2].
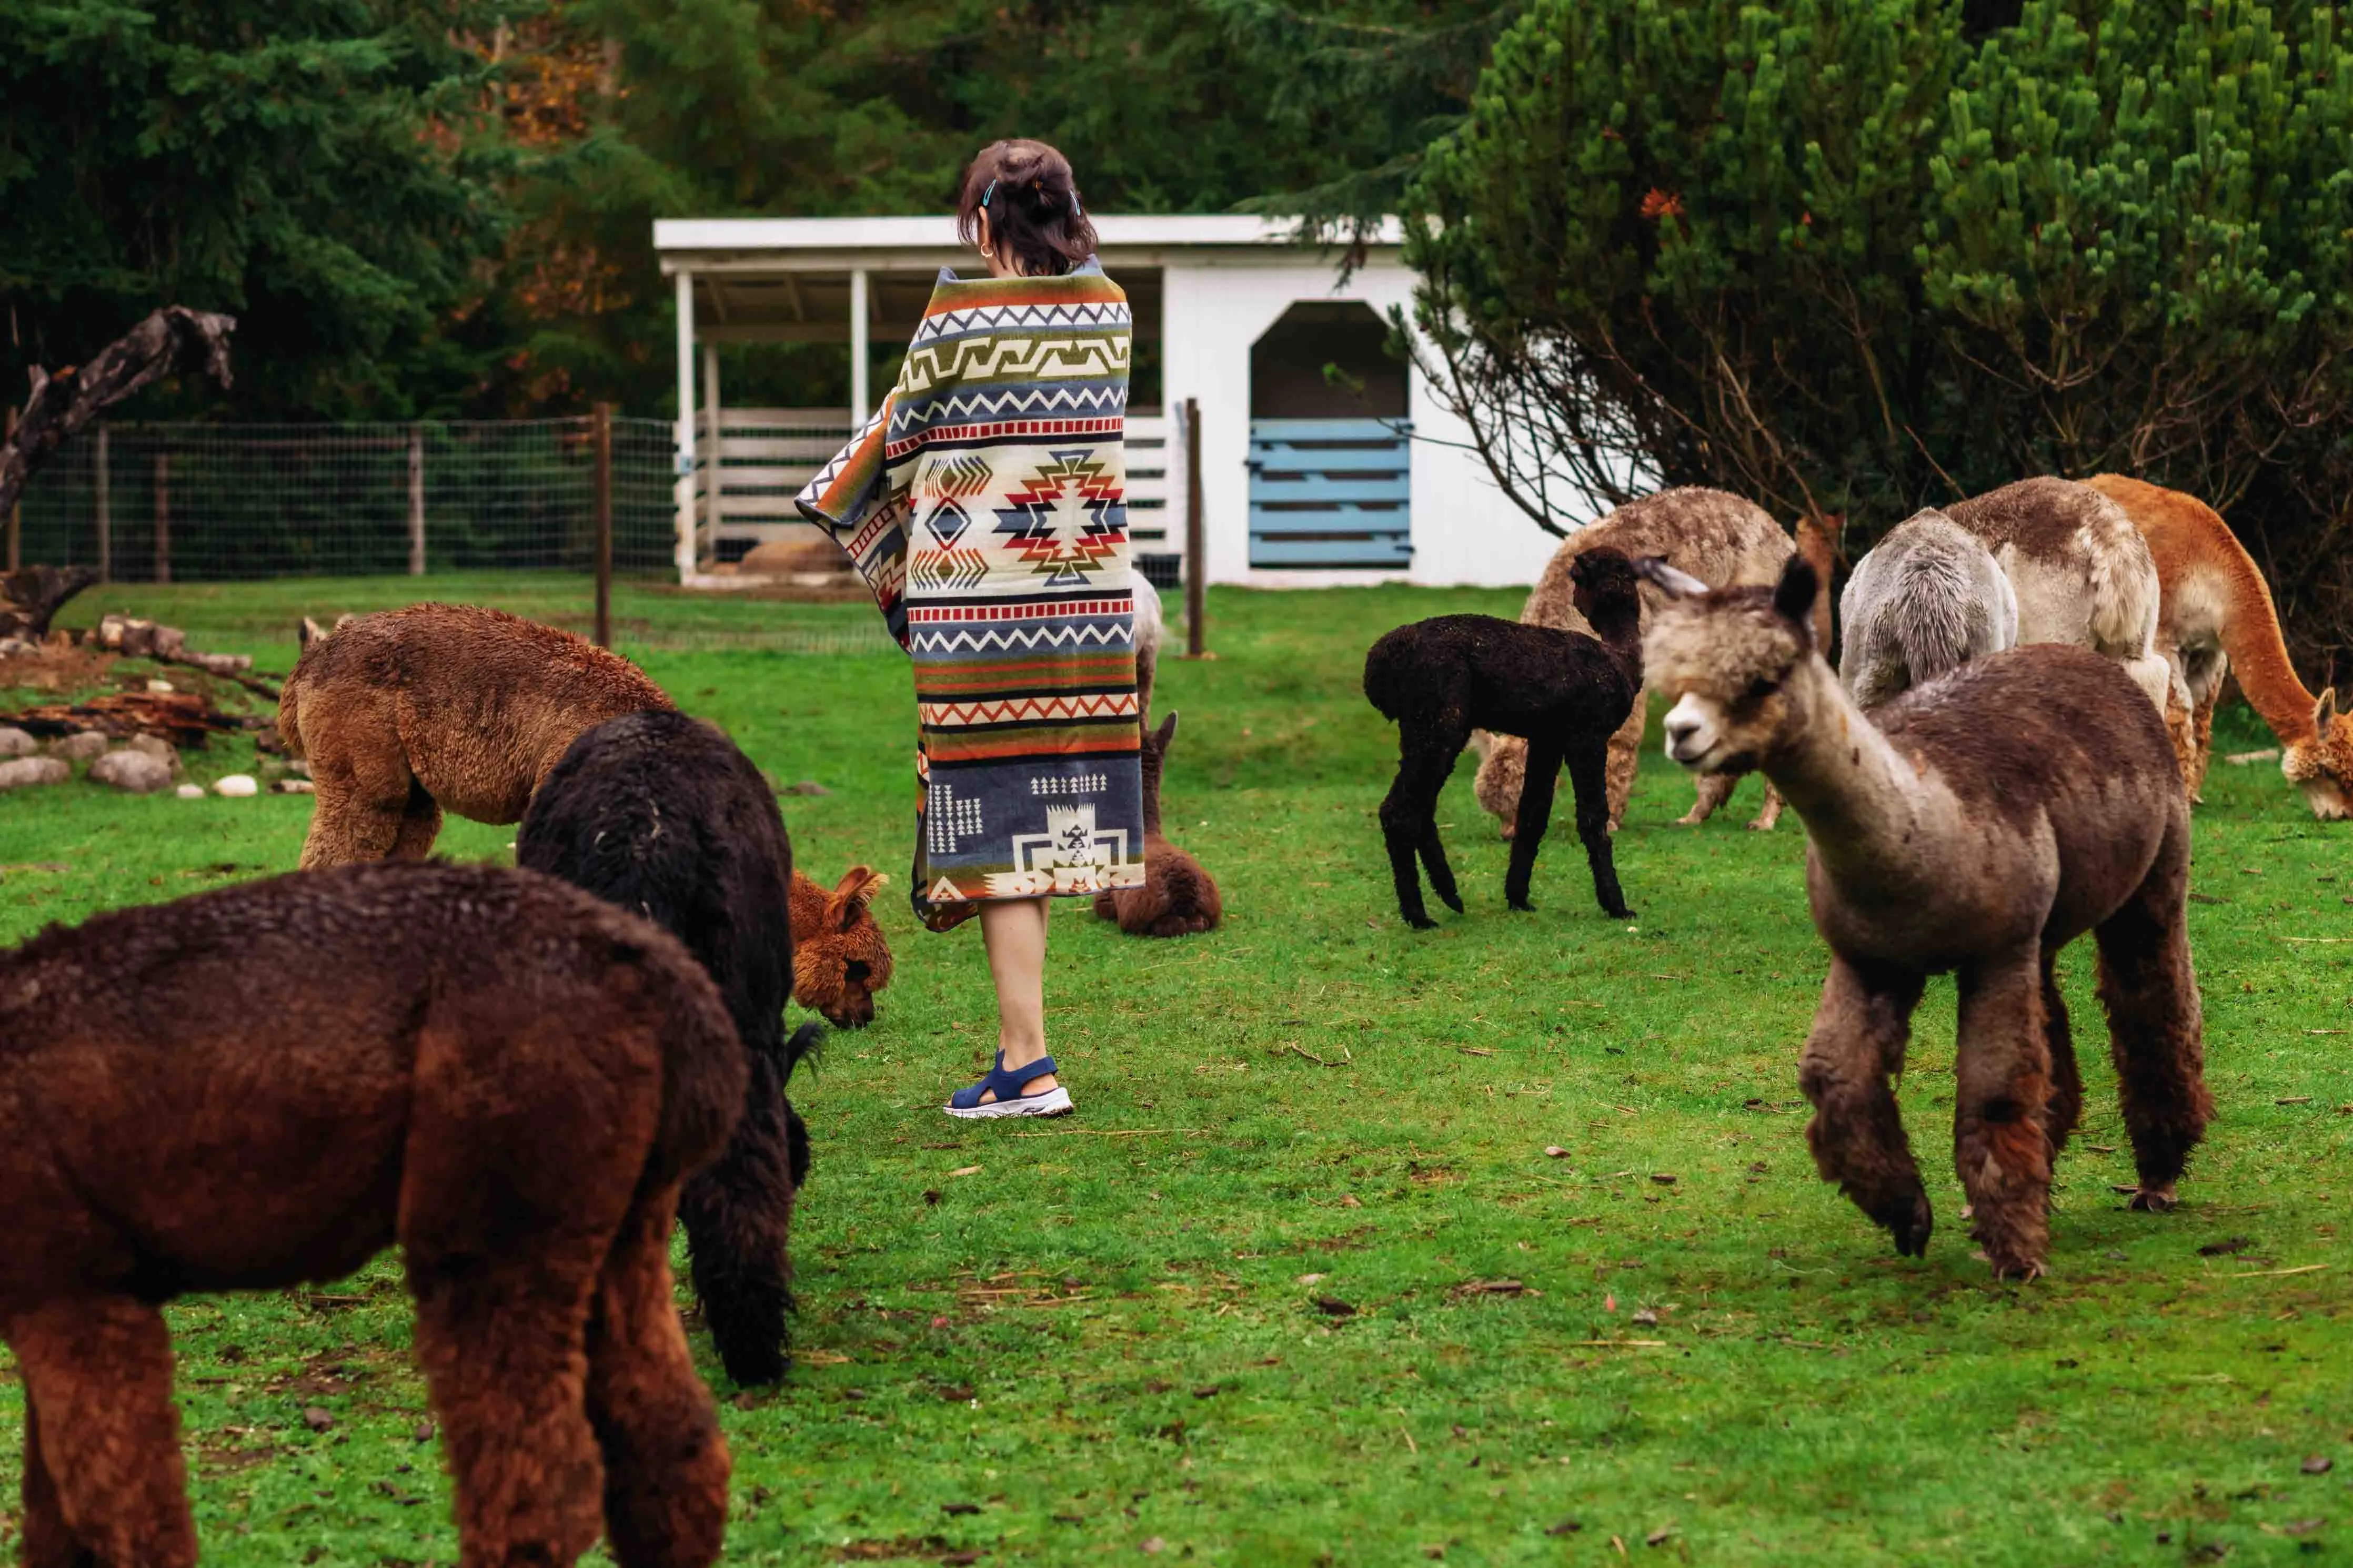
[943, 1086, 1074, 1120]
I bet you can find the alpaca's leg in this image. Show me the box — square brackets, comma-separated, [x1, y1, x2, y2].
[17, 1383, 81, 1568]
[1565, 739, 1632, 919]
[1746, 779, 1786, 832]
[1798, 958, 1931, 1257]
[1953, 949, 2056, 1279]
[1472, 731, 1524, 841]
[1602, 699, 1645, 831]
[388, 779, 445, 861]
[1676, 768, 1737, 827]
[5, 1296, 197, 1568]
[2040, 952, 2084, 1156]
[2095, 813, 2211, 1212]
[1379, 732, 1461, 928]
[2163, 658, 2201, 799]
[678, 1073, 797, 1387]
[2189, 679, 2220, 802]
[408, 1245, 610, 1568]
[298, 744, 415, 868]
[1502, 736, 1563, 912]
[589, 1183, 732, 1568]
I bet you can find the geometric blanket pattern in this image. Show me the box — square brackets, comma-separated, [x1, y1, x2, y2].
[798, 258, 1145, 930]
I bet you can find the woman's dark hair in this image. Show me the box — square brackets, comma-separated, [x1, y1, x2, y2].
[955, 139, 1097, 277]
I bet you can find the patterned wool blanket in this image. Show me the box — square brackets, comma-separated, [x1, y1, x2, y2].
[798, 259, 1146, 929]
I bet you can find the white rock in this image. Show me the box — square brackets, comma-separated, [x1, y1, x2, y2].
[146, 679, 175, 694]
[176, 783, 206, 800]
[49, 731, 109, 763]
[0, 726, 35, 757]
[213, 774, 259, 797]
[0, 756, 71, 790]
[90, 749, 174, 794]
[270, 778, 316, 795]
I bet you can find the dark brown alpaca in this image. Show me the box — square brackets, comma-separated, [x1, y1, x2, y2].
[280, 601, 896, 1027]
[1094, 711, 1222, 936]
[1642, 556, 2210, 1279]
[1364, 547, 1643, 928]
[0, 862, 742, 1567]
[280, 603, 674, 867]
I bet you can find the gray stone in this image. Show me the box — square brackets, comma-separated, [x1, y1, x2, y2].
[0, 756, 71, 790]
[49, 731, 109, 763]
[90, 749, 174, 794]
[0, 726, 35, 757]
[126, 733, 183, 775]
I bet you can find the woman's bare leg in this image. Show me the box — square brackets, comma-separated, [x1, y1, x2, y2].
[979, 897, 1056, 1099]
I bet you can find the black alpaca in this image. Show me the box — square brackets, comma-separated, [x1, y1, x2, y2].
[518, 709, 818, 1387]
[1363, 545, 1644, 928]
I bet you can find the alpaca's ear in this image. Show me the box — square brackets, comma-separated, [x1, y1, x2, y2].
[830, 866, 887, 929]
[1635, 557, 1709, 599]
[298, 615, 329, 650]
[1152, 711, 1179, 751]
[1773, 555, 1819, 635]
[2318, 687, 2339, 731]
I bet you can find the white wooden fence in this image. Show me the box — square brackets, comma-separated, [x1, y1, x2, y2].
[685, 407, 1177, 571]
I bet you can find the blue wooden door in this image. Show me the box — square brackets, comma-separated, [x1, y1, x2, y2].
[1246, 418, 1412, 568]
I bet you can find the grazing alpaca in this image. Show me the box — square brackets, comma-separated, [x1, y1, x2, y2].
[282, 602, 896, 1024]
[1365, 547, 1643, 928]
[1473, 488, 1825, 837]
[2087, 474, 2353, 818]
[0, 862, 741, 1568]
[519, 711, 821, 1387]
[1094, 710, 1222, 936]
[1942, 478, 2186, 764]
[280, 603, 673, 867]
[1838, 509, 2018, 708]
[1641, 556, 2210, 1279]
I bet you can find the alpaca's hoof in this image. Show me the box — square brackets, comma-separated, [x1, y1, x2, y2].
[1746, 816, 1779, 833]
[1986, 1255, 2047, 1283]
[1671, 812, 1705, 828]
[1496, 823, 1516, 842]
[2128, 1185, 2178, 1213]
[1507, 897, 1535, 914]
[1404, 913, 1439, 931]
[1438, 890, 1465, 914]
[1890, 1195, 1934, 1257]
[1601, 904, 1634, 921]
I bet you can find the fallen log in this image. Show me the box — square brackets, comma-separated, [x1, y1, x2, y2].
[0, 690, 241, 750]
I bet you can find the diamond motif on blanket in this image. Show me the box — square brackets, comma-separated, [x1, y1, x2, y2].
[926, 497, 972, 548]
[993, 449, 1124, 587]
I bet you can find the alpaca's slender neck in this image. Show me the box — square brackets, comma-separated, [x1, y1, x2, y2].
[2211, 561, 2320, 745]
[1138, 744, 1165, 837]
[1757, 659, 1931, 881]
[1586, 598, 1644, 676]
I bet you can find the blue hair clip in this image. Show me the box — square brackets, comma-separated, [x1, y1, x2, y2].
[1071, 190, 1082, 217]
[981, 178, 997, 208]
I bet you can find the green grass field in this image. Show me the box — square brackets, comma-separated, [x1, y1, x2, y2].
[3, 572, 2348, 1566]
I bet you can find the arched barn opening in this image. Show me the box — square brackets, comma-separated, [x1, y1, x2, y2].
[1245, 301, 1411, 569]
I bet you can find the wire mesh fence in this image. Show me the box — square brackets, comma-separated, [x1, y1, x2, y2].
[12, 416, 681, 581]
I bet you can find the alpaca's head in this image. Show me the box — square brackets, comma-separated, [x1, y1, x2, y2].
[1567, 545, 1643, 639]
[2282, 687, 2353, 821]
[1639, 553, 1821, 775]
[791, 866, 894, 1028]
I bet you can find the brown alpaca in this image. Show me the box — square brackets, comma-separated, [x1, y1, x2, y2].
[280, 603, 674, 867]
[788, 866, 895, 1026]
[1641, 556, 2210, 1280]
[1473, 487, 1822, 837]
[0, 862, 741, 1568]
[1094, 711, 1222, 936]
[2086, 474, 2353, 818]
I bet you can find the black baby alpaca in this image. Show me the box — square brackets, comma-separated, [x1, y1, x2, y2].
[518, 709, 817, 1387]
[1363, 545, 1644, 927]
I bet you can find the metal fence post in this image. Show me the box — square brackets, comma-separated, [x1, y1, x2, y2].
[1182, 396, 1206, 658]
[593, 404, 614, 648]
[94, 423, 110, 583]
[153, 449, 171, 584]
[407, 424, 426, 575]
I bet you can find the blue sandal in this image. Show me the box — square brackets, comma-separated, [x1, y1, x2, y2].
[944, 1051, 1074, 1120]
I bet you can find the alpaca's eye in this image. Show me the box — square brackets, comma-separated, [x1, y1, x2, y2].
[1739, 676, 1779, 706]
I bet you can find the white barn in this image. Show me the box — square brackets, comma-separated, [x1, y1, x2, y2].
[651, 214, 1563, 590]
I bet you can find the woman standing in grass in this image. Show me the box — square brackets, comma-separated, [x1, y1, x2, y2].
[798, 138, 1145, 1120]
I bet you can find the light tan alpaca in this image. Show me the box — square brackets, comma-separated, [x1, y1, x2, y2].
[280, 604, 675, 866]
[2086, 474, 2353, 819]
[1473, 488, 1830, 836]
[1942, 478, 2190, 773]
[1640, 556, 2209, 1280]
